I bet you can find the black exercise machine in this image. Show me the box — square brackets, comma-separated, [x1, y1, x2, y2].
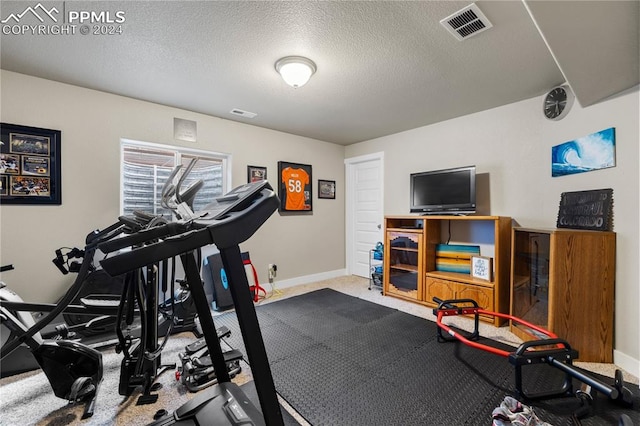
[1, 210, 199, 374]
[176, 325, 244, 392]
[52, 227, 196, 340]
[0, 222, 126, 418]
[100, 179, 283, 425]
[0, 160, 209, 416]
[0, 213, 198, 412]
[432, 298, 634, 422]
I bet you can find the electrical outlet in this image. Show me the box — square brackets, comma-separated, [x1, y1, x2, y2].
[268, 264, 277, 281]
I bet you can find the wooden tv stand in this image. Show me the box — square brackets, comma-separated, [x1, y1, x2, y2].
[383, 215, 512, 326]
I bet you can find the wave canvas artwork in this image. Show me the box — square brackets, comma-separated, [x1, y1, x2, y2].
[552, 127, 616, 177]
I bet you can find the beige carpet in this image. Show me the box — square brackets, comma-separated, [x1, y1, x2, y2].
[0, 275, 636, 425]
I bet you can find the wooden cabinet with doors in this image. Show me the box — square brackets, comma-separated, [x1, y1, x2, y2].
[384, 229, 423, 301]
[510, 227, 615, 362]
[383, 215, 512, 326]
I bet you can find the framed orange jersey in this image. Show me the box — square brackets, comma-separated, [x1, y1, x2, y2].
[278, 161, 312, 212]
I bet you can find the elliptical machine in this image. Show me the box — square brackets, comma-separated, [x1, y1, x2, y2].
[102, 160, 212, 404]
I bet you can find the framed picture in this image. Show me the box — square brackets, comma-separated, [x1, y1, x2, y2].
[318, 179, 336, 199]
[247, 165, 267, 183]
[552, 127, 615, 177]
[0, 176, 7, 195]
[278, 161, 312, 212]
[1, 123, 61, 205]
[470, 255, 493, 282]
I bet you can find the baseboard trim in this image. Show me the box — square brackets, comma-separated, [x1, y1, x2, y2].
[614, 349, 639, 385]
[268, 269, 347, 290]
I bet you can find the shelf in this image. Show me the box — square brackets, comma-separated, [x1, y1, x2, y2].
[426, 270, 494, 288]
[384, 215, 512, 326]
[386, 215, 505, 221]
[390, 264, 418, 273]
[387, 227, 422, 232]
[369, 248, 383, 291]
[511, 276, 530, 290]
[390, 247, 418, 253]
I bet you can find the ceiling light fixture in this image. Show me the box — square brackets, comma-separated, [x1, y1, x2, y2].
[275, 56, 316, 88]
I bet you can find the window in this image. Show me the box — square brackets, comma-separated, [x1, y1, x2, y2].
[121, 140, 230, 217]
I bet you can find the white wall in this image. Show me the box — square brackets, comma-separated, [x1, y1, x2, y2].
[0, 71, 346, 304]
[345, 86, 640, 374]
[2, 70, 637, 374]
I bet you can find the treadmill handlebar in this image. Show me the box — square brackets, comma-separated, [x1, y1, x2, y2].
[98, 221, 189, 254]
[100, 186, 279, 277]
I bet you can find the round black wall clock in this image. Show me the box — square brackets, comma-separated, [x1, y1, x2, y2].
[543, 85, 574, 120]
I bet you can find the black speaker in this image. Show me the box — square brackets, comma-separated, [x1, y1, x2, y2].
[202, 253, 234, 311]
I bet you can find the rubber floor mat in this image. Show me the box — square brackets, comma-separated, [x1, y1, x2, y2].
[214, 288, 640, 426]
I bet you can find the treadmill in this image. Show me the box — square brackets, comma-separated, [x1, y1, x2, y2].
[100, 180, 284, 426]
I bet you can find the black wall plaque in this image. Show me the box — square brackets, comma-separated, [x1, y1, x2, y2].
[556, 188, 613, 231]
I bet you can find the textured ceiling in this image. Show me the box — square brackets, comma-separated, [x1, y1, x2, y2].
[1, 1, 638, 145]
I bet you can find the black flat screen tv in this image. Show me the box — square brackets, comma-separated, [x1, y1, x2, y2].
[410, 165, 476, 215]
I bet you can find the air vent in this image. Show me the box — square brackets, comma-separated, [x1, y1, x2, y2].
[230, 108, 257, 118]
[440, 3, 493, 41]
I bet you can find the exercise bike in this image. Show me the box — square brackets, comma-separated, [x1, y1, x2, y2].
[0, 221, 126, 418]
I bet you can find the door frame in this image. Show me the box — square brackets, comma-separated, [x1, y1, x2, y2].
[344, 152, 384, 276]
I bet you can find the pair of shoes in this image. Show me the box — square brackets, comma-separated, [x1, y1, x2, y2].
[492, 396, 553, 426]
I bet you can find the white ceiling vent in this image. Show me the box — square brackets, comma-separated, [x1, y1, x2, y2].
[440, 3, 493, 41]
[230, 108, 257, 118]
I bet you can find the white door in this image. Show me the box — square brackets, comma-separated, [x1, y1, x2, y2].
[345, 153, 384, 278]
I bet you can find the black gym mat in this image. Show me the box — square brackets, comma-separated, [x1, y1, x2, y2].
[240, 381, 299, 425]
[215, 288, 640, 425]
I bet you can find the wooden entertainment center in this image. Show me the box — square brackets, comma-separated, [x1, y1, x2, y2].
[382, 215, 615, 362]
[383, 215, 512, 326]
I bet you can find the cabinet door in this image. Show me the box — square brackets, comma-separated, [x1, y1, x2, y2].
[385, 231, 422, 300]
[424, 277, 456, 304]
[457, 285, 493, 311]
[510, 230, 551, 339]
[425, 277, 493, 311]
[548, 231, 615, 362]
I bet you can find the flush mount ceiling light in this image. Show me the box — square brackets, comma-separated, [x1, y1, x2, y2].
[275, 56, 316, 88]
